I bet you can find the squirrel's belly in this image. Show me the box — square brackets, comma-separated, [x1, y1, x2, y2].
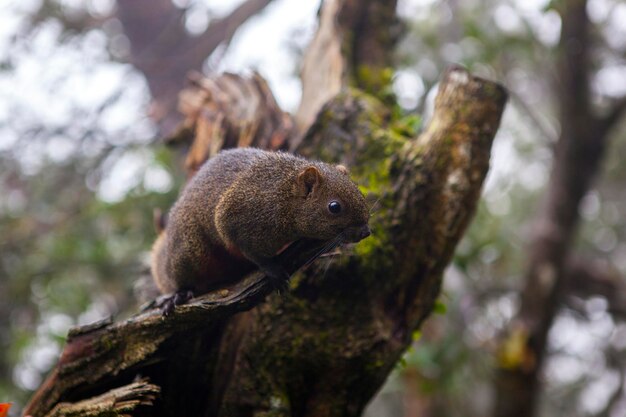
[199, 244, 256, 292]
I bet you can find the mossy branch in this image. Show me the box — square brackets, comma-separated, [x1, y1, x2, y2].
[43, 381, 159, 417]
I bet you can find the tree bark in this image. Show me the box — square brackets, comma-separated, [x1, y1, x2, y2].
[43, 381, 159, 417]
[24, 66, 506, 416]
[169, 71, 294, 177]
[294, 0, 400, 140]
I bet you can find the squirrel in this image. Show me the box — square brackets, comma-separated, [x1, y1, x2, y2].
[151, 148, 371, 308]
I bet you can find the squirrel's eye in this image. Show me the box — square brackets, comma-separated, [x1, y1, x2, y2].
[328, 201, 342, 214]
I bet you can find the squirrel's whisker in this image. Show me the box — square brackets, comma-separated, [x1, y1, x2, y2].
[303, 233, 344, 268]
[320, 255, 335, 281]
[369, 197, 382, 214]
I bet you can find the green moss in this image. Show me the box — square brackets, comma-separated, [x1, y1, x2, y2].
[355, 66, 395, 104]
[390, 114, 422, 138]
[319, 92, 425, 278]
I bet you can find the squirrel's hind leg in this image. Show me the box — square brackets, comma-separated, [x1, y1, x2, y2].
[155, 289, 195, 316]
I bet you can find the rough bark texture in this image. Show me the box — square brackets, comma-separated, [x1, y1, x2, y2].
[24, 66, 506, 416]
[294, 0, 400, 141]
[168, 71, 293, 176]
[43, 381, 160, 417]
[338, 0, 401, 92]
[493, 1, 626, 416]
[294, 0, 344, 135]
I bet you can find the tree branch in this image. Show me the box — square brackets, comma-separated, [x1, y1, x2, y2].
[23, 238, 330, 417]
[565, 257, 626, 319]
[180, 0, 274, 67]
[116, 0, 274, 134]
[169, 71, 293, 176]
[294, 0, 401, 142]
[598, 94, 626, 136]
[294, 0, 344, 136]
[493, 2, 614, 416]
[43, 381, 160, 417]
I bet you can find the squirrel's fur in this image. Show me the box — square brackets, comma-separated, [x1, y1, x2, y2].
[151, 148, 370, 295]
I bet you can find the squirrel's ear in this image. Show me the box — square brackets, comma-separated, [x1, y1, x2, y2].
[336, 164, 349, 175]
[297, 166, 323, 197]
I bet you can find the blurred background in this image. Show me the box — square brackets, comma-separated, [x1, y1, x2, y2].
[1, 0, 625, 416]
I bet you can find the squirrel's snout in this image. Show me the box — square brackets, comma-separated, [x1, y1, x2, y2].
[359, 225, 371, 240]
[343, 224, 371, 243]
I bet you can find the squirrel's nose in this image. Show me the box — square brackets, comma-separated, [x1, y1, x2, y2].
[359, 225, 371, 240]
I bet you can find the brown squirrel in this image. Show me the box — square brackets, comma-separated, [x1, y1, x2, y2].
[151, 148, 370, 306]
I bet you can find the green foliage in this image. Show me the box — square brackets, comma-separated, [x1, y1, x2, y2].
[0, 146, 181, 408]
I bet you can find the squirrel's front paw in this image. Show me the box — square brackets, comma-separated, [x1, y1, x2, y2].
[259, 263, 291, 294]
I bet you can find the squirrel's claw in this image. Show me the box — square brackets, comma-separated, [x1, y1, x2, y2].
[269, 274, 290, 294]
[157, 289, 195, 316]
[259, 262, 291, 294]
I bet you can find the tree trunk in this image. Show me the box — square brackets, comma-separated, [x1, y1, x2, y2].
[492, 1, 626, 416]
